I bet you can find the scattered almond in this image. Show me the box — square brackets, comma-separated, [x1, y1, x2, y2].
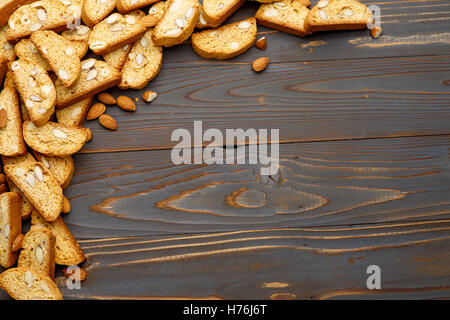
[0, 173, 5, 184]
[63, 267, 87, 281]
[140, 15, 160, 27]
[142, 91, 157, 103]
[370, 26, 382, 39]
[117, 96, 136, 112]
[252, 57, 269, 72]
[98, 92, 116, 105]
[255, 37, 267, 50]
[62, 196, 71, 214]
[99, 114, 118, 130]
[0, 184, 7, 194]
[11, 234, 24, 252]
[86, 103, 106, 120]
[0, 108, 7, 128]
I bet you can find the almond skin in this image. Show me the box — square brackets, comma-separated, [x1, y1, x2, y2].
[99, 114, 118, 130]
[255, 37, 266, 50]
[11, 234, 24, 252]
[117, 96, 136, 112]
[0, 184, 7, 194]
[86, 103, 106, 120]
[97, 92, 116, 105]
[252, 57, 269, 73]
[140, 15, 160, 28]
[0, 173, 5, 184]
[62, 196, 71, 214]
[0, 108, 7, 128]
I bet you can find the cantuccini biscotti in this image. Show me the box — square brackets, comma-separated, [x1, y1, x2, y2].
[0, 192, 22, 268]
[148, 0, 166, 19]
[306, 0, 372, 32]
[153, 0, 200, 47]
[10, 59, 56, 127]
[6, 0, 70, 42]
[0, 0, 38, 27]
[23, 121, 91, 156]
[14, 39, 52, 71]
[0, 86, 27, 156]
[103, 44, 132, 70]
[196, 4, 213, 29]
[202, 0, 246, 27]
[0, 267, 63, 300]
[61, 25, 91, 59]
[30, 30, 82, 88]
[31, 210, 86, 266]
[119, 29, 163, 89]
[18, 226, 56, 279]
[192, 17, 257, 60]
[4, 161, 63, 222]
[55, 59, 121, 108]
[117, 0, 159, 13]
[56, 96, 93, 127]
[81, 0, 116, 27]
[88, 10, 146, 55]
[255, 0, 311, 37]
[31, 151, 75, 190]
[0, 26, 16, 63]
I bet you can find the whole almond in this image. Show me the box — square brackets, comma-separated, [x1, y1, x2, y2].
[0, 108, 7, 128]
[255, 37, 266, 50]
[117, 96, 136, 112]
[98, 92, 116, 105]
[142, 91, 157, 103]
[62, 196, 71, 214]
[140, 15, 160, 27]
[86, 103, 106, 120]
[63, 267, 87, 281]
[0, 173, 5, 184]
[252, 57, 269, 72]
[11, 234, 24, 252]
[99, 114, 118, 130]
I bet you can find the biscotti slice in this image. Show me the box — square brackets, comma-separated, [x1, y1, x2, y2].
[88, 10, 147, 55]
[31, 210, 86, 265]
[196, 4, 213, 29]
[61, 25, 91, 59]
[23, 121, 91, 156]
[31, 151, 75, 190]
[153, 0, 200, 47]
[0, 267, 63, 300]
[103, 44, 132, 70]
[0, 26, 16, 63]
[14, 39, 52, 71]
[117, 0, 159, 13]
[148, 0, 166, 19]
[306, 0, 372, 32]
[255, 0, 311, 37]
[56, 96, 93, 127]
[0, 0, 38, 27]
[10, 59, 56, 127]
[0, 192, 22, 268]
[0, 86, 27, 156]
[55, 59, 121, 108]
[6, 0, 70, 42]
[4, 162, 63, 221]
[192, 17, 257, 60]
[2, 153, 36, 220]
[18, 227, 56, 279]
[202, 0, 245, 27]
[81, 0, 116, 27]
[30, 30, 81, 88]
[119, 29, 163, 89]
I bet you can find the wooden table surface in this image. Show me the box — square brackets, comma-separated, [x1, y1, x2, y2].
[2, 0, 450, 300]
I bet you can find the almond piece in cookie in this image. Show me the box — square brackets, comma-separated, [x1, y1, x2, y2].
[0, 85, 27, 156]
[31, 151, 75, 190]
[255, 0, 311, 37]
[117, 0, 160, 13]
[23, 121, 91, 157]
[153, 0, 200, 47]
[192, 17, 257, 60]
[0, 26, 16, 63]
[30, 30, 82, 88]
[10, 59, 56, 127]
[0, 192, 22, 268]
[4, 162, 63, 222]
[119, 29, 163, 89]
[0, 0, 38, 27]
[88, 10, 147, 55]
[306, 0, 372, 32]
[61, 25, 92, 59]
[148, 1, 166, 20]
[55, 59, 121, 108]
[202, 0, 246, 27]
[82, 0, 117, 27]
[0, 267, 63, 300]
[18, 227, 56, 279]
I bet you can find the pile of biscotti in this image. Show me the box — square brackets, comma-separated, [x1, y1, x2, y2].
[0, 0, 377, 300]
